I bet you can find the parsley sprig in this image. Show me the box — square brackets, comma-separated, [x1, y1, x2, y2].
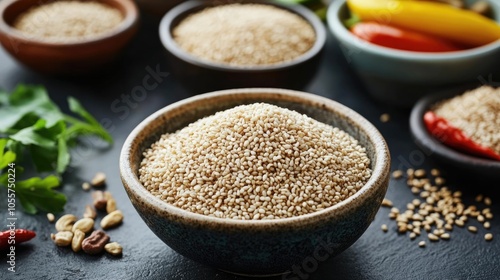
[0, 85, 113, 214]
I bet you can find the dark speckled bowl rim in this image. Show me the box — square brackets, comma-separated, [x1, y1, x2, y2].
[158, 0, 326, 72]
[410, 89, 500, 172]
[120, 88, 390, 229]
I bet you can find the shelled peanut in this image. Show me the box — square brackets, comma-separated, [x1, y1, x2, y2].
[50, 174, 124, 257]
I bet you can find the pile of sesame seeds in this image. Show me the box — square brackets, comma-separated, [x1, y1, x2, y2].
[13, 1, 123, 43]
[172, 4, 316, 66]
[381, 168, 494, 247]
[432, 86, 500, 155]
[139, 103, 372, 220]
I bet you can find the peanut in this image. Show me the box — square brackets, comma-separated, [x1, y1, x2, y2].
[106, 198, 117, 214]
[54, 231, 74, 247]
[83, 204, 97, 219]
[71, 229, 85, 252]
[72, 218, 94, 234]
[101, 210, 123, 229]
[92, 191, 107, 210]
[55, 214, 77, 232]
[104, 242, 123, 256]
[91, 172, 106, 187]
[104, 191, 113, 200]
[82, 230, 110, 255]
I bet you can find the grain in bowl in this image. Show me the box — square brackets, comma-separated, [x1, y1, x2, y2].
[13, 0, 123, 43]
[139, 103, 372, 220]
[172, 3, 316, 66]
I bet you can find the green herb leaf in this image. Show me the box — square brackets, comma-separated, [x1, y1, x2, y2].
[0, 139, 16, 170]
[16, 176, 65, 214]
[0, 85, 64, 132]
[57, 136, 70, 174]
[0, 85, 113, 214]
[66, 97, 113, 144]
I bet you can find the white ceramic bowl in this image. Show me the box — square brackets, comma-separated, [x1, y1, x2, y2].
[327, 0, 500, 106]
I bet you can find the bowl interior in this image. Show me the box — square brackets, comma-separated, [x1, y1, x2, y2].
[160, 0, 326, 71]
[122, 89, 390, 228]
[329, 0, 500, 60]
[0, 0, 138, 45]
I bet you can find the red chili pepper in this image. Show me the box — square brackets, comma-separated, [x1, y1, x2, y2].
[350, 22, 464, 52]
[0, 229, 36, 250]
[424, 111, 500, 161]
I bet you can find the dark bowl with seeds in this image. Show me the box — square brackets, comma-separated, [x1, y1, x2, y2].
[158, 0, 326, 93]
[120, 88, 391, 276]
[410, 87, 500, 180]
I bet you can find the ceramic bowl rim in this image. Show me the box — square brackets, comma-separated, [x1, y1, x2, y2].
[0, 0, 139, 47]
[327, 0, 500, 61]
[120, 88, 390, 229]
[410, 89, 500, 170]
[158, 0, 327, 72]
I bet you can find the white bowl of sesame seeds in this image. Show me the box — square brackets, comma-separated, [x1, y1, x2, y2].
[120, 88, 391, 275]
[158, 0, 326, 93]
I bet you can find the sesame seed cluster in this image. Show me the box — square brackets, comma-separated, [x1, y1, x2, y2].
[13, 1, 123, 43]
[139, 103, 371, 220]
[433, 86, 500, 155]
[172, 4, 316, 66]
[381, 168, 495, 247]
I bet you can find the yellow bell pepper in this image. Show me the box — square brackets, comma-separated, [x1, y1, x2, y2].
[346, 0, 500, 47]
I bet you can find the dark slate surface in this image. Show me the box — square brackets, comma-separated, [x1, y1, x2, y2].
[0, 14, 499, 280]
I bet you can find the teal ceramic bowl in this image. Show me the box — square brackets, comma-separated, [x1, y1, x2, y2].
[120, 88, 390, 276]
[327, 0, 500, 107]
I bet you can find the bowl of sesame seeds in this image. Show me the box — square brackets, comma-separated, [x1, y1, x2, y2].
[120, 88, 390, 275]
[0, 0, 139, 75]
[158, 0, 326, 93]
[410, 86, 500, 179]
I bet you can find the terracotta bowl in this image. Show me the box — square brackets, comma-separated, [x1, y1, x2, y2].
[159, 0, 326, 93]
[0, 0, 139, 75]
[120, 88, 390, 276]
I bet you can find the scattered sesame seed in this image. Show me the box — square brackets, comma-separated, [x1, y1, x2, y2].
[468, 226, 478, 233]
[380, 113, 390, 123]
[419, 241, 426, 247]
[381, 224, 388, 232]
[430, 169, 440, 177]
[435, 177, 445, 186]
[484, 197, 492, 206]
[382, 165, 496, 248]
[409, 232, 416, 239]
[455, 220, 465, 227]
[392, 170, 403, 179]
[475, 194, 484, 202]
[485, 233, 493, 241]
[428, 233, 439, 241]
[414, 169, 426, 178]
[381, 198, 393, 207]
